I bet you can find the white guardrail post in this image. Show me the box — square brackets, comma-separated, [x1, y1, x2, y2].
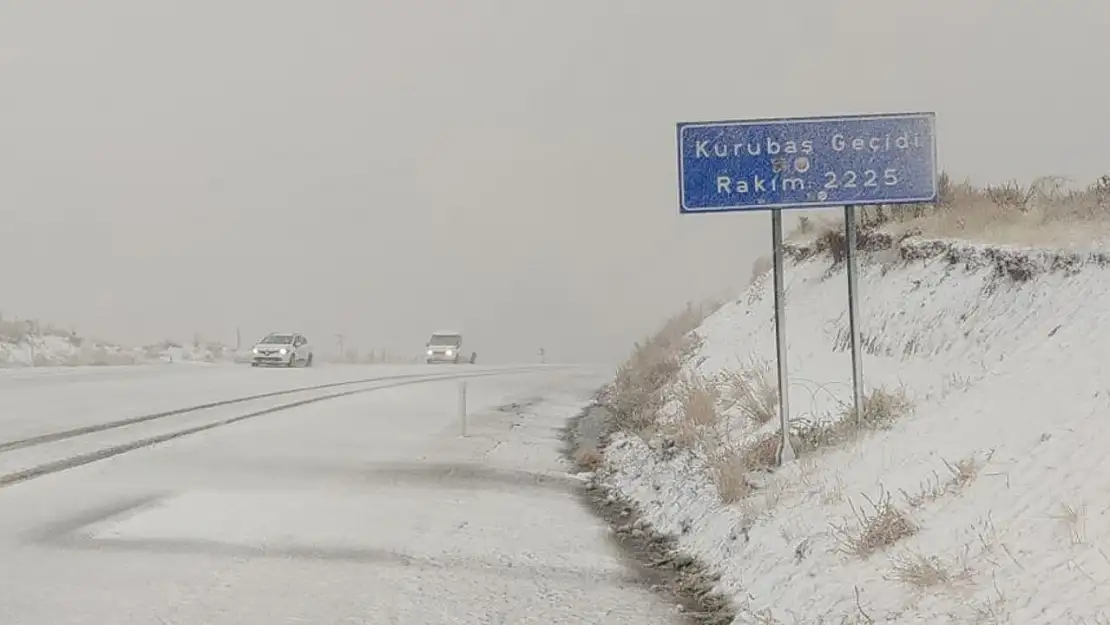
[458, 381, 468, 436]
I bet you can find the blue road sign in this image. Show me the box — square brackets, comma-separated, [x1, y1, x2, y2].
[677, 112, 937, 213]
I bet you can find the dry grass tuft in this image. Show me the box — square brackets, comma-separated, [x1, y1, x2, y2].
[793, 171, 1110, 248]
[901, 453, 983, 509]
[677, 374, 721, 429]
[794, 386, 913, 457]
[574, 447, 603, 471]
[816, 225, 847, 263]
[888, 551, 970, 588]
[609, 344, 684, 433]
[704, 430, 790, 505]
[855, 386, 913, 430]
[719, 359, 779, 426]
[792, 420, 840, 456]
[707, 447, 755, 504]
[820, 473, 846, 505]
[703, 429, 792, 505]
[741, 432, 783, 472]
[833, 488, 918, 558]
[705, 432, 794, 506]
[658, 418, 700, 450]
[666, 373, 724, 450]
[945, 456, 980, 487]
[603, 302, 719, 433]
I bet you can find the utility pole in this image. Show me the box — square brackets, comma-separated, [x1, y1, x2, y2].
[336, 333, 345, 362]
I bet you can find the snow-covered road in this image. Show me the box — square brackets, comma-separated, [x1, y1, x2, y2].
[0, 364, 680, 624]
[0, 363, 535, 442]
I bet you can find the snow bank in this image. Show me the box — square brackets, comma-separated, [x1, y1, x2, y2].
[0, 320, 236, 367]
[599, 232, 1110, 623]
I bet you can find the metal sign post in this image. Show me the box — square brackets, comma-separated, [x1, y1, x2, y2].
[677, 112, 937, 465]
[771, 209, 795, 464]
[845, 206, 864, 426]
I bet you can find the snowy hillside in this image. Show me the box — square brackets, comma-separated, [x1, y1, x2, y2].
[0, 319, 237, 367]
[594, 229, 1110, 624]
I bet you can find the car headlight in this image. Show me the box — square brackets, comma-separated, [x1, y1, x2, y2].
[426, 350, 433, 356]
[279, 347, 288, 355]
[252, 347, 260, 355]
[445, 349, 453, 357]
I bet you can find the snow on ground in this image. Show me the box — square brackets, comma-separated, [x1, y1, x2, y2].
[600, 235, 1110, 624]
[0, 365, 682, 624]
[0, 319, 239, 367]
[0, 363, 541, 443]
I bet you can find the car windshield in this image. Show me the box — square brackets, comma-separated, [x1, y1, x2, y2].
[259, 334, 294, 345]
[428, 334, 461, 347]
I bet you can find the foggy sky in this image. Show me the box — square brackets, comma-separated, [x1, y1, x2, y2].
[2, 1, 1107, 363]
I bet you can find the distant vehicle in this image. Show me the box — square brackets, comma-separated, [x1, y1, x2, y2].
[424, 331, 475, 364]
[250, 332, 314, 367]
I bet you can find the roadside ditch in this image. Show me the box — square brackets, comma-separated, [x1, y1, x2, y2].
[561, 402, 735, 625]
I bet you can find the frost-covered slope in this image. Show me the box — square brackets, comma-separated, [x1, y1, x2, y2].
[601, 235, 1110, 624]
[0, 320, 236, 367]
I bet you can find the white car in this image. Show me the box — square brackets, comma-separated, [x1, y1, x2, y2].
[250, 332, 314, 367]
[424, 331, 475, 364]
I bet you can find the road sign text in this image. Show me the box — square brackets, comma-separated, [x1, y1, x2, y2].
[678, 113, 937, 213]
